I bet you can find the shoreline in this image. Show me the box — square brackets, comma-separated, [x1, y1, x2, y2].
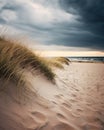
[71, 60, 104, 64]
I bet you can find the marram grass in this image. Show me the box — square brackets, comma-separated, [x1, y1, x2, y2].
[52, 57, 70, 65]
[0, 37, 70, 90]
[0, 37, 55, 89]
[46, 59, 64, 69]
[0, 37, 70, 102]
[46, 57, 70, 69]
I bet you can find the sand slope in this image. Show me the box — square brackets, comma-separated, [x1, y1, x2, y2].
[0, 62, 104, 130]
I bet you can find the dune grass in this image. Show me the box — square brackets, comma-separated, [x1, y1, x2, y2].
[0, 37, 70, 91]
[46, 59, 64, 69]
[52, 57, 70, 65]
[0, 37, 71, 102]
[0, 37, 55, 89]
[46, 57, 70, 69]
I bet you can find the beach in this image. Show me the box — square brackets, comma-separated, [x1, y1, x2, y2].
[0, 61, 104, 130]
[0, 0, 104, 129]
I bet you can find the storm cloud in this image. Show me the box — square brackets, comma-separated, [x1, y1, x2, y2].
[60, 0, 104, 48]
[0, 0, 104, 50]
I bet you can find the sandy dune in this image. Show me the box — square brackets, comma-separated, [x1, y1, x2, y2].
[0, 62, 104, 130]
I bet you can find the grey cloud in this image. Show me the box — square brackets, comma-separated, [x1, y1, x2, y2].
[59, 0, 104, 49]
[0, 0, 104, 51]
[60, 0, 104, 20]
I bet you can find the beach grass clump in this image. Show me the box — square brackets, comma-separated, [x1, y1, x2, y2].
[53, 57, 70, 65]
[47, 59, 64, 69]
[46, 57, 70, 69]
[0, 37, 55, 88]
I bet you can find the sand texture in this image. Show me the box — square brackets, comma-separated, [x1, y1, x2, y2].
[0, 62, 104, 130]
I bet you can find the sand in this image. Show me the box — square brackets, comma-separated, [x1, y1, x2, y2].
[0, 62, 104, 130]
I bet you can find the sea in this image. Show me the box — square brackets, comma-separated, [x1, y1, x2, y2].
[68, 57, 104, 62]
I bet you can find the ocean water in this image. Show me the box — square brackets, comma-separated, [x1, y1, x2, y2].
[68, 57, 104, 62]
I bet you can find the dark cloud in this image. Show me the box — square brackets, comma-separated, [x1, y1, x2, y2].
[60, 0, 104, 23]
[59, 0, 104, 49]
[0, 0, 104, 51]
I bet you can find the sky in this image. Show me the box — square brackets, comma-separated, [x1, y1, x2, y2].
[0, 0, 104, 56]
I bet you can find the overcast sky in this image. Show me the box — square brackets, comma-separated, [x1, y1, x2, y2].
[0, 0, 104, 52]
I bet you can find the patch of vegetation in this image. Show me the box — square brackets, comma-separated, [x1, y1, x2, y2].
[46, 57, 70, 69]
[53, 57, 70, 65]
[0, 37, 55, 89]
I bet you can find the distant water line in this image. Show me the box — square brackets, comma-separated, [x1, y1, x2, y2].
[68, 57, 104, 62]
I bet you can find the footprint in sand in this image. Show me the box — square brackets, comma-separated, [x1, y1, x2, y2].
[62, 103, 72, 109]
[55, 94, 64, 99]
[70, 99, 77, 103]
[76, 108, 83, 112]
[60, 105, 80, 118]
[71, 108, 84, 117]
[55, 95, 65, 103]
[31, 111, 47, 123]
[53, 122, 76, 130]
[56, 113, 67, 122]
[81, 123, 102, 130]
[52, 101, 57, 105]
[72, 94, 77, 97]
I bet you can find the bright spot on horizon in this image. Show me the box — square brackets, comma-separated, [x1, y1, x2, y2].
[35, 51, 104, 57]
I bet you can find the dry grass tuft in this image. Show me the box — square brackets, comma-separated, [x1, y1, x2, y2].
[0, 37, 71, 96]
[53, 57, 70, 65]
[46, 59, 64, 69]
[0, 37, 55, 89]
[46, 57, 70, 69]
